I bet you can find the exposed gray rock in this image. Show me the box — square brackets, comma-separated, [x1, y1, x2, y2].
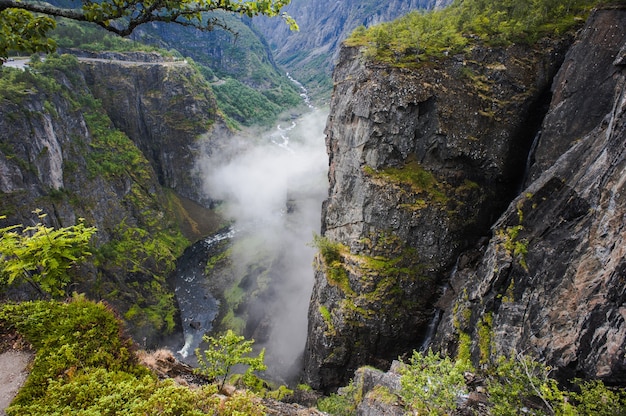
[433, 6, 626, 385]
[304, 25, 572, 390]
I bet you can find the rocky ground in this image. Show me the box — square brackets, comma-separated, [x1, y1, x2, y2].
[0, 331, 33, 416]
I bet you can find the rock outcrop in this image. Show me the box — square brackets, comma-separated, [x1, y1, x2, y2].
[304, 22, 572, 390]
[433, 6, 626, 385]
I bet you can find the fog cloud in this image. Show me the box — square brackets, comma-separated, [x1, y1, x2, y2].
[196, 109, 329, 381]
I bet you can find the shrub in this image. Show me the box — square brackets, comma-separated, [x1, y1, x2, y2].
[0, 210, 96, 297]
[399, 349, 468, 415]
[195, 329, 267, 390]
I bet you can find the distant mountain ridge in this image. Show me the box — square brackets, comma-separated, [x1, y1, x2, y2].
[254, 0, 452, 100]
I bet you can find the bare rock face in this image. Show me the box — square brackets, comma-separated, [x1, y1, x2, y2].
[78, 55, 228, 206]
[303, 30, 571, 390]
[433, 6, 626, 385]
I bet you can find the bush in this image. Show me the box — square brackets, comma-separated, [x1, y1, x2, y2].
[399, 349, 468, 415]
[195, 329, 267, 390]
[0, 210, 96, 297]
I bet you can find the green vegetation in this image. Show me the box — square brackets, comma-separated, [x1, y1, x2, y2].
[317, 379, 361, 416]
[313, 234, 352, 295]
[313, 231, 428, 332]
[96, 222, 187, 335]
[364, 159, 481, 215]
[195, 329, 267, 390]
[0, 8, 56, 59]
[0, 295, 146, 405]
[318, 305, 336, 335]
[52, 19, 169, 54]
[497, 201, 529, 271]
[0, 296, 271, 415]
[346, 0, 599, 65]
[0, 210, 96, 298]
[477, 312, 493, 365]
[212, 78, 281, 126]
[319, 348, 626, 415]
[0, 0, 296, 60]
[400, 350, 469, 415]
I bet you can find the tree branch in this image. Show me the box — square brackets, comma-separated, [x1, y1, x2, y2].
[0, 0, 89, 21]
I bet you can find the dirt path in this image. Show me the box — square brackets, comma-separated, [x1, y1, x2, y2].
[0, 350, 32, 415]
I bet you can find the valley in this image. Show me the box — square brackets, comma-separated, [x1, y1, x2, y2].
[1, 0, 626, 414]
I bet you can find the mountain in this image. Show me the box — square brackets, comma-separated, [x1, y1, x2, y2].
[303, 2, 626, 392]
[129, 15, 306, 126]
[253, 0, 451, 101]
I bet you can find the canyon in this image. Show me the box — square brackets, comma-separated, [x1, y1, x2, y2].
[1, 2, 625, 410]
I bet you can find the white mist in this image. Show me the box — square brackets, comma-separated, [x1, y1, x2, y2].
[196, 109, 329, 381]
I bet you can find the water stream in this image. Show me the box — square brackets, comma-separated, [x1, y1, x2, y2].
[419, 257, 458, 352]
[174, 228, 235, 359]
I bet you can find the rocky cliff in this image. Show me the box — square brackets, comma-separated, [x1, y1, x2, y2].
[76, 53, 227, 206]
[304, 6, 626, 391]
[0, 53, 227, 345]
[433, 6, 626, 385]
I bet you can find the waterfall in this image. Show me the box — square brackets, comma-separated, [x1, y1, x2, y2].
[519, 130, 541, 192]
[419, 309, 444, 352]
[187, 100, 329, 381]
[419, 257, 458, 352]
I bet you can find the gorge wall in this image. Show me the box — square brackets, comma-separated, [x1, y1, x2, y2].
[0, 54, 227, 345]
[304, 6, 626, 390]
[433, 6, 626, 385]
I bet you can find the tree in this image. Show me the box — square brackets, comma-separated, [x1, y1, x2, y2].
[0, 209, 97, 297]
[195, 329, 267, 390]
[0, 0, 297, 60]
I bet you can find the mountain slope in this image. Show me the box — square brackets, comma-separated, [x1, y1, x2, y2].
[254, 0, 451, 100]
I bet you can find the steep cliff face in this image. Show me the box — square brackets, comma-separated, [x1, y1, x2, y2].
[254, 0, 451, 98]
[304, 28, 572, 389]
[129, 17, 303, 126]
[77, 53, 227, 205]
[0, 54, 227, 345]
[433, 7, 626, 385]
